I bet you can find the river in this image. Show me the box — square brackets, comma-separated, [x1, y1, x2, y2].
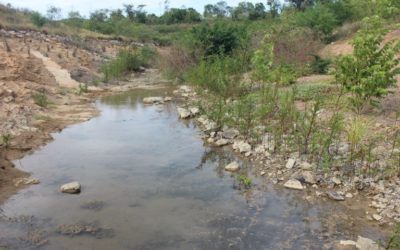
[0, 87, 385, 249]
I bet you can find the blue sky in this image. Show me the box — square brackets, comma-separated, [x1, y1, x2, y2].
[2, 0, 271, 17]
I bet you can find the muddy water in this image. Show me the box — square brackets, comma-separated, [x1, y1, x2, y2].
[0, 88, 386, 249]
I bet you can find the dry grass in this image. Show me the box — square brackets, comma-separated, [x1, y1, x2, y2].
[0, 4, 111, 40]
[158, 46, 195, 80]
[272, 27, 324, 66]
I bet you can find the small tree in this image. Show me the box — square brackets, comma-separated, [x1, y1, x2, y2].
[46, 6, 61, 21]
[31, 12, 47, 27]
[335, 16, 400, 113]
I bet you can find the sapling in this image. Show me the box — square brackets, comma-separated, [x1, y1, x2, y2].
[1, 134, 12, 148]
[296, 98, 322, 155]
[346, 118, 367, 172]
[335, 16, 400, 114]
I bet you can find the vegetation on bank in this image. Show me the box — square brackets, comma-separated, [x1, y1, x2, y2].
[101, 46, 156, 82]
[2, 0, 399, 182]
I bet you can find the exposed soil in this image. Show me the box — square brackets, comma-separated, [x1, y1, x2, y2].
[0, 28, 164, 204]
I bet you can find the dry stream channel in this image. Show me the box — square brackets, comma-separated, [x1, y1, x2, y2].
[0, 87, 387, 249]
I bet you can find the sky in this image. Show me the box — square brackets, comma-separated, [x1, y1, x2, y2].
[1, 0, 270, 17]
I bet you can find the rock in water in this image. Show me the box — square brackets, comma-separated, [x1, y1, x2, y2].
[164, 96, 172, 102]
[339, 240, 356, 247]
[225, 162, 240, 172]
[60, 182, 81, 194]
[14, 177, 40, 187]
[327, 191, 344, 201]
[142, 97, 164, 104]
[284, 179, 304, 190]
[356, 236, 378, 250]
[177, 108, 191, 119]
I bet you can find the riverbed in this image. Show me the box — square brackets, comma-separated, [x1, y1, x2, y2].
[0, 87, 386, 249]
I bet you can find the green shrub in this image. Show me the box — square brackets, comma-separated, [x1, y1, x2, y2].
[382, 223, 400, 249]
[311, 55, 331, 74]
[271, 65, 298, 85]
[346, 118, 368, 167]
[348, 0, 400, 20]
[293, 3, 338, 39]
[236, 174, 252, 188]
[251, 36, 298, 85]
[1, 133, 12, 148]
[78, 83, 88, 95]
[31, 12, 47, 27]
[33, 92, 48, 107]
[137, 46, 157, 67]
[189, 21, 248, 59]
[186, 56, 245, 99]
[335, 16, 400, 113]
[101, 46, 156, 82]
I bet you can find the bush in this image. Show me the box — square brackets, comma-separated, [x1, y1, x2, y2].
[186, 56, 245, 99]
[31, 11, 47, 27]
[293, 3, 338, 39]
[251, 35, 299, 85]
[189, 21, 248, 59]
[311, 55, 331, 74]
[101, 46, 156, 82]
[1, 133, 12, 148]
[382, 223, 400, 249]
[348, 0, 400, 20]
[33, 92, 48, 107]
[236, 174, 252, 189]
[335, 16, 400, 113]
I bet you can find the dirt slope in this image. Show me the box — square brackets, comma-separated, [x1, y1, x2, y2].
[320, 28, 400, 59]
[0, 28, 129, 203]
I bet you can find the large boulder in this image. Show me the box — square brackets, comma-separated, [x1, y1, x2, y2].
[60, 182, 81, 194]
[225, 162, 240, 172]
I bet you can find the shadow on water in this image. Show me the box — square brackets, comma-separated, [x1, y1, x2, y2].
[0, 87, 387, 249]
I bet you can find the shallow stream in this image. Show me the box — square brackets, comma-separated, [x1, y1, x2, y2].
[0, 88, 385, 249]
